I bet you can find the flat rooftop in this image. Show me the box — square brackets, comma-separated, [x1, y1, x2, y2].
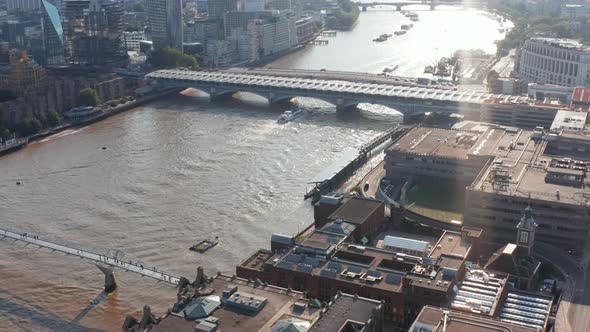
[387, 126, 507, 161]
[429, 231, 471, 260]
[410, 306, 540, 332]
[240, 249, 274, 271]
[153, 275, 320, 332]
[208, 275, 320, 331]
[308, 293, 382, 332]
[550, 110, 588, 132]
[529, 36, 590, 52]
[470, 130, 590, 206]
[328, 197, 383, 225]
[272, 230, 471, 295]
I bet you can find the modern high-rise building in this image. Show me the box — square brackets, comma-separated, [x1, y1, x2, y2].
[145, 0, 183, 51]
[0, 0, 64, 65]
[516, 37, 590, 87]
[207, 0, 238, 21]
[40, 0, 64, 64]
[242, 0, 264, 12]
[6, 0, 41, 11]
[271, 0, 291, 11]
[62, 0, 126, 66]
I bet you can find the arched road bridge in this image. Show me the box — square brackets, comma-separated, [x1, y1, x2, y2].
[145, 69, 528, 116]
[355, 0, 485, 11]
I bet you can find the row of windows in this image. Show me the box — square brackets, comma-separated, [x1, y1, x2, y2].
[524, 42, 581, 62]
[522, 52, 580, 77]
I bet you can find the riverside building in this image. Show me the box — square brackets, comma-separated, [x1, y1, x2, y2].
[236, 195, 483, 327]
[516, 37, 590, 87]
[383, 121, 590, 253]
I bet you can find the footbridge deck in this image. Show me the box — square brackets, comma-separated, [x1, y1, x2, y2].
[0, 229, 180, 286]
[146, 69, 528, 115]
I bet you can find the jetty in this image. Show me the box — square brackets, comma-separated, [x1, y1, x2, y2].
[304, 125, 411, 201]
[310, 39, 329, 45]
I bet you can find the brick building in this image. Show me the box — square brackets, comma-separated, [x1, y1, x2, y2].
[237, 196, 482, 327]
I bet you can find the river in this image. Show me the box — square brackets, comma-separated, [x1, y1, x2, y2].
[0, 6, 506, 331]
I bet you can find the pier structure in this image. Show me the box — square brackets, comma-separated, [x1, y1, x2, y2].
[0, 229, 181, 290]
[304, 125, 412, 201]
[146, 69, 527, 116]
[309, 39, 329, 45]
[320, 30, 337, 37]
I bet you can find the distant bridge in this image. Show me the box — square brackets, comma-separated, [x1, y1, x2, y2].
[146, 69, 528, 116]
[355, 0, 485, 11]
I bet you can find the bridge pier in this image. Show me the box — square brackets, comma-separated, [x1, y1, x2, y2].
[96, 264, 117, 293]
[269, 98, 294, 110]
[430, 4, 435, 10]
[336, 104, 359, 114]
[209, 89, 236, 102]
[362, 5, 367, 11]
[395, 5, 400, 11]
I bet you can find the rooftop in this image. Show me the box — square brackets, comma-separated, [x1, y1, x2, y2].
[429, 231, 471, 260]
[308, 293, 382, 332]
[328, 197, 384, 225]
[529, 36, 590, 52]
[550, 110, 588, 132]
[572, 87, 590, 104]
[271, 230, 473, 295]
[207, 275, 320, 331]
[484, 244, 541, 280]
[469, 129, 590, 206]
[498, 290, 552, 330]
[387, 127, 507, 161]
[449, 268, 508, 316]
[381, 235, 430, 253]
[409, 306, 540, 332]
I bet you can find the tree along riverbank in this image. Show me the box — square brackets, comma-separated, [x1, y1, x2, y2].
[0, 88, 180, 158]
[326, 0, 360, 30]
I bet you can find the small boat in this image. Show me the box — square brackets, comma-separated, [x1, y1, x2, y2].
[401, 24, 412, 30]
[410, 17, 419, 22]
[190, 237, 219, 253]
[394, 30, 407, 35]
[63, 106, 99, 119]
[277, 109, 305, 123]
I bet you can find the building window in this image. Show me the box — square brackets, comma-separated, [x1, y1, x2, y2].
[520, 231, 529, 244]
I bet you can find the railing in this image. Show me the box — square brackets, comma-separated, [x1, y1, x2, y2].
[0, 228, 180, 285]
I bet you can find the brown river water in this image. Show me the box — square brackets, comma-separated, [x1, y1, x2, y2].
[0, 7, 505, 331]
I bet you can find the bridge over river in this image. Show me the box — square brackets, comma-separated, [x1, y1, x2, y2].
[0, 229, 180, 291]
[146, 69, 528, 115]
[355, 0, 485, 11]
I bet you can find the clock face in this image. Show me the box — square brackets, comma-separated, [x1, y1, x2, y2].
[519, 231, 529, 245]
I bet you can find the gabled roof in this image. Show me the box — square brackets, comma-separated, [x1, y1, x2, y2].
[484, 244, 540, 279]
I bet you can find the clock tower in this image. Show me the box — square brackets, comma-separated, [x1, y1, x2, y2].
[516, 205, 537, 256]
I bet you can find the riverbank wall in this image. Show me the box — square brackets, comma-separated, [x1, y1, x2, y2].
[0, 88, 180, 158]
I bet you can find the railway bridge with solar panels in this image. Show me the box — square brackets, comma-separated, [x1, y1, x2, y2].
[145, 69, 528, 117]
[355, 0, 486, 11]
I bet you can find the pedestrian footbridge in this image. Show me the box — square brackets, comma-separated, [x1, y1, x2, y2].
[0, 229, 180, 291]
